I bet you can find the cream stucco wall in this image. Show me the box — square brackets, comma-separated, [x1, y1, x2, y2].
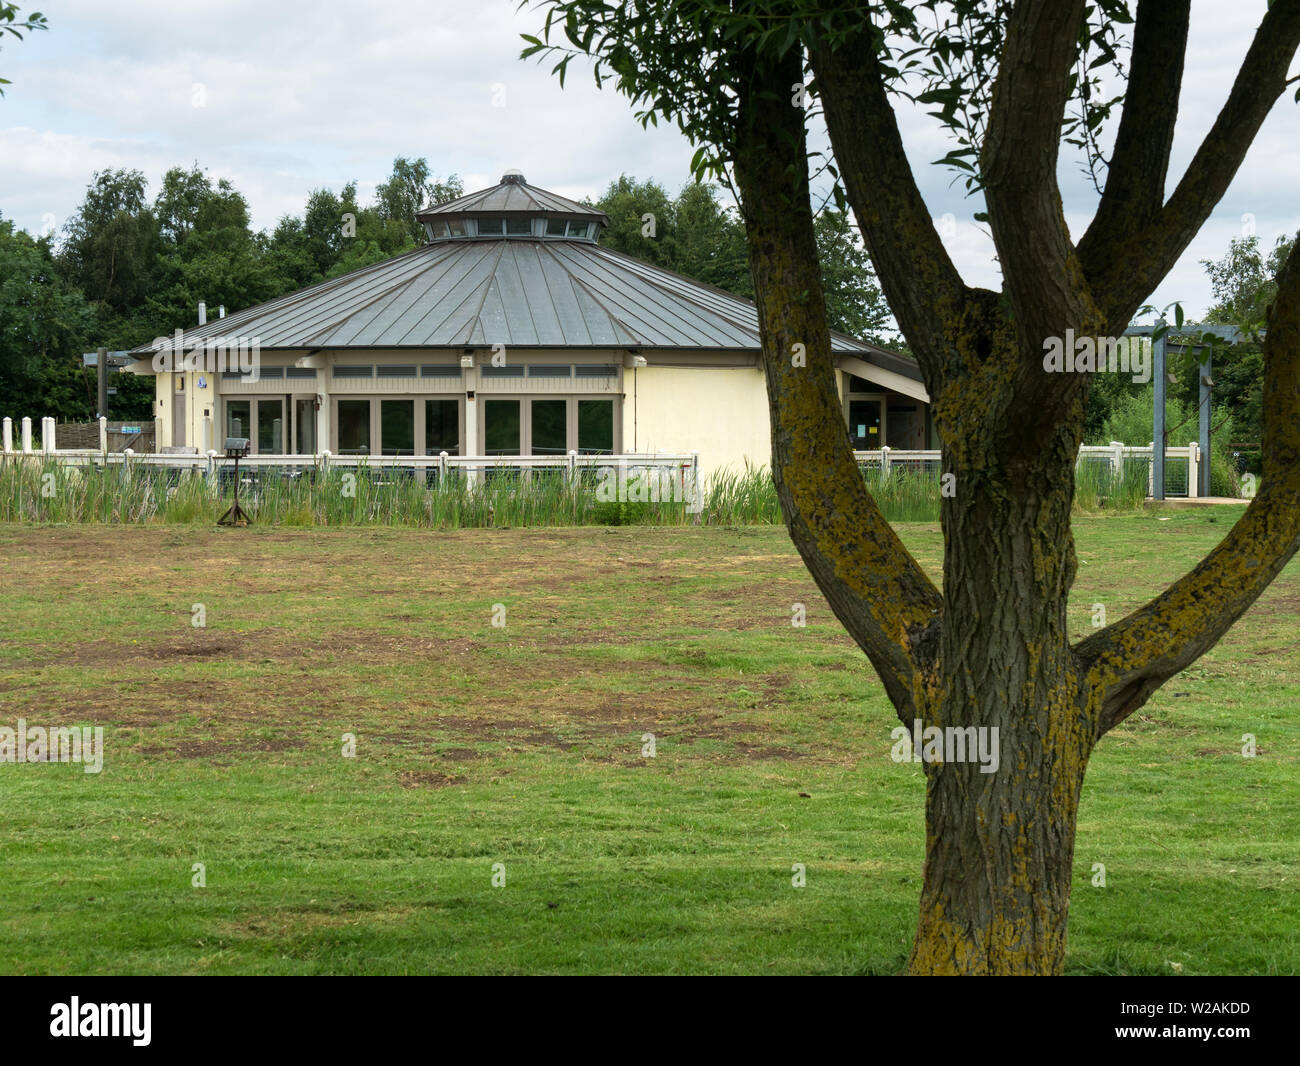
[154, 369, 215, 451]
[624, 364, 773, 483]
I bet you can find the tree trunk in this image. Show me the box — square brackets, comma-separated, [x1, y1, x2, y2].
[908, 396, 1097, 975]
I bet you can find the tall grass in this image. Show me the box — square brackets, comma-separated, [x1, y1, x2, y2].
[1073, 457, 1150, 513]
[0, 456, 1149, 529]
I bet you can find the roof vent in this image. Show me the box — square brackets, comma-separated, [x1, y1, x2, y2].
[501, 169, 526, 185]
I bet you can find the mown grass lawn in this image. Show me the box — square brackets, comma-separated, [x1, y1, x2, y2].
[0, 508, 1295, 974]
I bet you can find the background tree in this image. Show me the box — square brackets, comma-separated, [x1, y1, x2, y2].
[0, 217, 95, 421]
[0, 3, 46, 97]
[526, 0, 1300, 974]
[2, 156, 465, 421]
[374, 157, 462, 246]
[592, 174, 890, 337]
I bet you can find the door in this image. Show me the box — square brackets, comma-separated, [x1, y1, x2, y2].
[172, 384, 187, 447]
[847, 398, 881, 450]
[295, 399, 316, 454]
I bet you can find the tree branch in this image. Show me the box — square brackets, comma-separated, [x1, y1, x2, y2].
[1075, 1, 1190, 285]
[1086, 0, 1300, 328]
[809, 25, 966, 383]
[734, 43, 943, 721]
[1077, 236, 1300, 733]
[980, 0, 1092, 352]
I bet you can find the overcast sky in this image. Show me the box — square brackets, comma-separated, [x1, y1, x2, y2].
[2, 1, 1298, 325]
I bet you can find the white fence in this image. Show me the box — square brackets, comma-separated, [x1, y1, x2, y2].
[3, 416, 1203, 498]
[1, 415, 700, 498]
[857, 441, 1205, 498]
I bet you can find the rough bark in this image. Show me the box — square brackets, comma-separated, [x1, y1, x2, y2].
[733, 44, 942, 722]
[732, 4, 1300, 975]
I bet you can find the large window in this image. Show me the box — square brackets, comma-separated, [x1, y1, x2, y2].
[338, 400, 371, 455]
[426, 399, 460, 455]
[257, 400, 284, 454]
[577, 399, 614, 454]
[483, 399, 521, 456]
[478, 397, 617, 456]
[225, 400, 250, 441]
[530, 399, 567, 455]
[380, 400, 415, 456]
[225, 398, 288, 454]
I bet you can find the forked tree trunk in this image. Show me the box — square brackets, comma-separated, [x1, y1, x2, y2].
[730, 21, 1300, 976]
[909, 420, 1097, 975]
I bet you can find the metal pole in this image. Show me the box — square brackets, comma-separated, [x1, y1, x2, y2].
[1198, 348, 1212, 497]
[1152, 321, 1166, 501]
[96, 347, 108, 418]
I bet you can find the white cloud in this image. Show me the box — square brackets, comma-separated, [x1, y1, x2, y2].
[2, 0, 1296, 320]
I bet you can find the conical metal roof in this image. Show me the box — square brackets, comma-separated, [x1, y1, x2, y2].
[132, 237, 885, 354]
[416, 171, 608, 225]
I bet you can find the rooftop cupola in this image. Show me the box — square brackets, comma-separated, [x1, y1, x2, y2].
[416, 171, 609, 243]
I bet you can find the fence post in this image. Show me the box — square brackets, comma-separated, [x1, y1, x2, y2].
[319, 449, 331, 477]
[99, 416, 108, 455]
[206, 449, 217, 487]
[567, 449, 577, 486]
[881, 445, 892, 479]
[1187, 441, 1200, 499]
[2, 416, 11, 454]
[203, 415, 213, 455]
[1109, 440, 1124, 480]
[21, 417, 32, 453]
[691, 452, 700, 509]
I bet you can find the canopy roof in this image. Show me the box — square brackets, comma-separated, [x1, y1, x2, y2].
[131, 173, 911, 371]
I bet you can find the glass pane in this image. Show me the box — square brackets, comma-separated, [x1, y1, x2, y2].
[577, 400, 613, 454]
[531, 399, 567, 455]
[484, 400, 520, 456]
[476, 218, 503, 235]
[506, 217, 531, 235]
[546, 219, 566, 236]
[338, 400, 370, 454]
[295, 399, 316, 453]
[847, 400, 880, 450]
[425, 399, 459, 455]
[225, 400, 250, 441]
[567, 221, 591, 238]
[447, 219, 465, 237]
[257, 400, 283, 454]
[380, 400, 415, 456]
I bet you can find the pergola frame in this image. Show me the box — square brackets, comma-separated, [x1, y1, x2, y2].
[1121, 321, 1250, 499]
